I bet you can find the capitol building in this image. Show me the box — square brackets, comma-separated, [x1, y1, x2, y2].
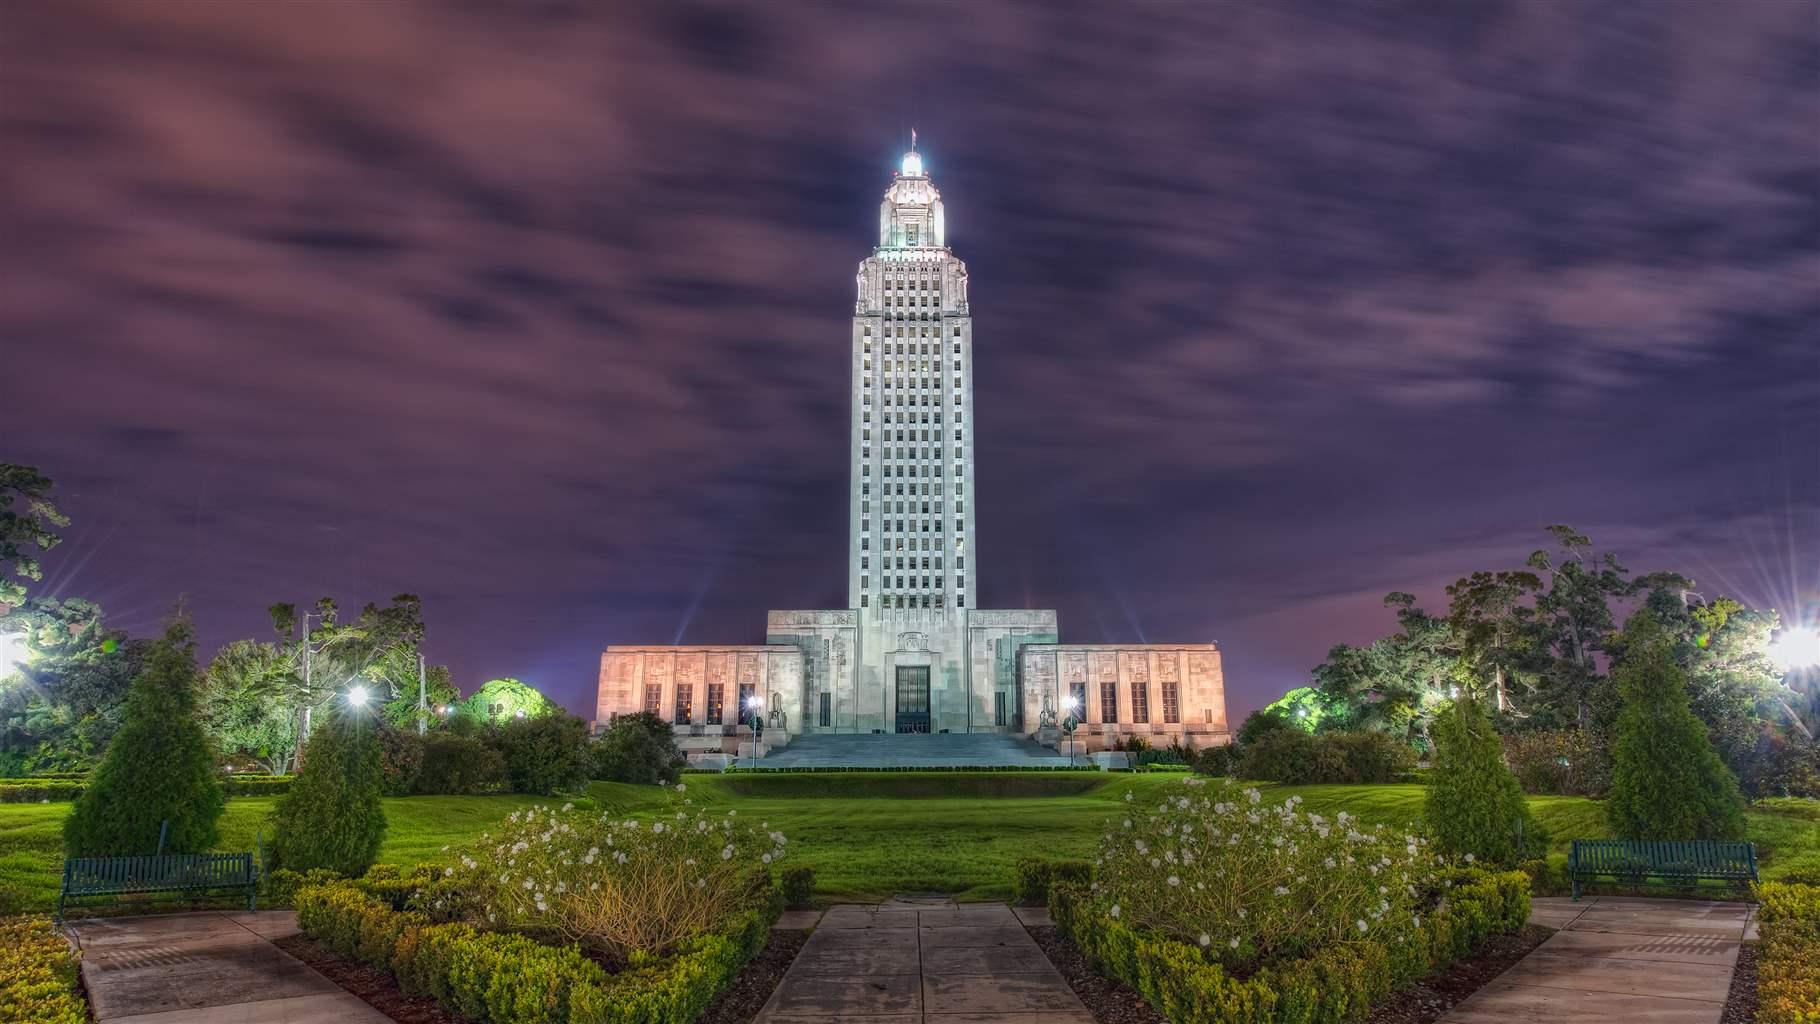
[596, 144, 1230, 763]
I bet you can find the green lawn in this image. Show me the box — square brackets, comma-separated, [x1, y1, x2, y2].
[2, 775, 1814, 913]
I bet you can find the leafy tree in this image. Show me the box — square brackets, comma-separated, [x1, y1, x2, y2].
[1235, 707, 1296, 747]
[1425, 696, 1544, 865]
[1605, 611, 1746, 841]
[416, 733, 507, 794]
[269, 700, 387, 874]
[375, 661, 458, 733]
[1445, 570, 1540, 713]
[200, 639, 301, 774]
[593, 711, 684, 785]
[459, 677, 560, 725]
[1261, 687, 1328, 731]
[1, 598, 146, 772]
[63, 618, 225, 856]
[492, 713, 593, 795]
[1311, 593, 1458, 746]
[0, 464, 68, 610]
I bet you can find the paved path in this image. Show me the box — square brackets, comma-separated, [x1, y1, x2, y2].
[1441, 895, 1754, 1024]
[756, 901, 1091, 1024]
[67, 910, 388, 1024]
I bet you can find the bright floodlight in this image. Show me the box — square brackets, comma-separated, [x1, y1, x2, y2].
[1061, 695, 1080, 711]
[745, 695, 762, 709]
[901, 151, 923, 177]
[1768, 627, 1820, 671]
[0, 632, 28, 672]
[347, 685, 370, 707]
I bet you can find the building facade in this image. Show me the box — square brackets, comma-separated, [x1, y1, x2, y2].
[597, 144, 1230, 755]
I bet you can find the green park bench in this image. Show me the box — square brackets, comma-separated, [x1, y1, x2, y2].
[1568, 839, 1757, 900]
[59, 853, 258, 920]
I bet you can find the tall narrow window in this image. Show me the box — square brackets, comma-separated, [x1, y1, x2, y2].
[1100, 681, 1118, 724]
[995, 691, 1007, 727]
[736, 682, 756, 725]
[1131, 682, 1150, 724]
[643, 684, 662, 715]
[819, 691, 832, 728]
[1161, 681, 1181, 725]
[706, 684, 725, 725]
[1068, 680, 1087, 722]
[674, 685, 693, 726]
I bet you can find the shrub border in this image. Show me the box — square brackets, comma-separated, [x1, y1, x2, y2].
[1754, 880, 1820, 1024]
[1048, 867, 1531, 1024]
[295, 872, 782, 1024]
[0, 914, 87, 1024]
[700, 764, 1102, 774]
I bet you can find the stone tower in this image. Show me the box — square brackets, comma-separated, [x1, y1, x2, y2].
[847, 141, 977, 615]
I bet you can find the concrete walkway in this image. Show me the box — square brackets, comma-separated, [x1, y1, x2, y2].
[755, 901, 1092, 1024]
[67, 910, 388, 1024]
[1441, 896, 1754, 1023]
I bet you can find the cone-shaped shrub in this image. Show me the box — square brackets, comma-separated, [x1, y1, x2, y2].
[1426, 695, 1545, 865]
[64, 619, 225, 856]
[270, 701, 387, 875]
[1606, 611, 1746, 840]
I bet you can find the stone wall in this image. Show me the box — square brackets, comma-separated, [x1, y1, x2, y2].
[1018, 643, 1230, 751]
[596, 645, 803, 735]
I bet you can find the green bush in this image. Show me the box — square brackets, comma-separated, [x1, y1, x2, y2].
[377, 726, 425, 796]
[0, 780, 85, 803]
[1237, 729, 1413, 784]
[593, 711, 685, 786]
[270, 707, 388, 875]
[492, 713, 594, 795]
[296, 870, 782, 1024]
[1013, 857, 1093, 906]
[1236, 708, 1299, 746]
[1502, 729, 1609, 797]
[1192, 744, 1237, 777]
[1606, 612, 1746, 840]
[0, 915, 87, 1024]
[1755, 881, 1820, 1024]
[414, 734, 506, 794]
[1049, 866, 1530, 1024]
[780, 866, 815, 908]
[1427, 697, 1547, 866]
[63, 619, 226, 857]
[224, 776, 293, 797]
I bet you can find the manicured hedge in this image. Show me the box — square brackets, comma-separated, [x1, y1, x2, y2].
[295, 871, 781, 1024]
[1013, 857, 1093, 906]
[0, 915, 87, 1024]
[780, 867, 816, 909]
[0, 775, 293, 803]
[0, 780, 85, 803]
[1049, 867, 1531, 1024]
[1756, 881, 1820, 1024]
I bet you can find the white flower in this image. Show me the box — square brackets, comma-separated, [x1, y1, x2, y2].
[561, 802, 574, 812]
[762, 853, 773, 864]
[1464, 852, 1476, 863]
[722, 845, 734, 860]
[676, 782, 687, 792]
[1109, 904, 1121, 919]
[1198, 933, 1211, 947]
[1167, 875, 1181, 887]
[1229, 936, 1240, 949]
[1356, 919, 1368, 933]
[653, 822, 665, 834]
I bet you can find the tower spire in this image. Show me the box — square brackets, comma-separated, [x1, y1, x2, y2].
[911, 126, 917, 152]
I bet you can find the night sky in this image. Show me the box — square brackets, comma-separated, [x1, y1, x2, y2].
[4, 2, 1817, 722]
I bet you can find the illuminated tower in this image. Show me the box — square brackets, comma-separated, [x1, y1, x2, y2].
[848, 142, 976, 616]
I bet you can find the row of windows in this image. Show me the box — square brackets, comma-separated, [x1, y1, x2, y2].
[862, 392, 964, 407]
[860, 534, 966, 550]
[863, 325, 965, 341]
[860, 555, 964, 570]
[861, 575, 965, 590]
[864, 518, 966, 534]
[862, 481, 961, 495]
[861, 593, 965, 609]
[862, 410, 953, 425]
[646, 682, 760, 727]
[864, 359, 949, 371]
[1078, 681, 1184, 726]
[862, 461, 963, 478]
[861, 501, 964, 516]
[862, 431, 967, 452]
[862, 448, 958, 462]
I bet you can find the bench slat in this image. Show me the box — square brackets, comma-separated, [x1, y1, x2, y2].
[1568, 839, 1758, 900]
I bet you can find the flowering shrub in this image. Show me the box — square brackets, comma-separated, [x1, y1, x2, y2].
[431, 787, 787, 966]
[1090, 778, 1442, 971]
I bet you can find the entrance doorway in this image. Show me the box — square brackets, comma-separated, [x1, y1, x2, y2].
[894, 666, 931, 733]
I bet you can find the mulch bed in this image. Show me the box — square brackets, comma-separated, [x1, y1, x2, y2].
[274, 933, 466, 1024]
[1031, 924, 1554, 1024]
[697, 928, 809, 1024]
[1720, 940, 1758, 1024]
[272, 927, 811, 1024]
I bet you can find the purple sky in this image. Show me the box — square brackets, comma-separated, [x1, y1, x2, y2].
[4, 2, 1817, 722]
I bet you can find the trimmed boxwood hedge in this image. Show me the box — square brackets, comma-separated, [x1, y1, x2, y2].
[294, 870, 783, 1024]
[708, 763, 1101, 773]
[1048, 867, 1531, 1024]
[1756, 880, 1820, 1024]
[1013, 857, 1093, 906]
[0, 775, 294, 803]
[0, 914, 87, 1024]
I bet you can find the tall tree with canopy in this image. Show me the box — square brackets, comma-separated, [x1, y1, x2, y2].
[0, 464, 68, 611]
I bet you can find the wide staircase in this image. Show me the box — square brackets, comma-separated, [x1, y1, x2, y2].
[752, 732, 1081, 769]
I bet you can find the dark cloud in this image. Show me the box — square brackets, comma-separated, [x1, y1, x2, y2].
[3, 0, 1816, 719]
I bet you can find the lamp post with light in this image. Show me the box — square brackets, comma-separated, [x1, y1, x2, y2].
[1061, 695, 1081, 764]
[1768, 625, 1820, 741]
[745, 695, 764, 770]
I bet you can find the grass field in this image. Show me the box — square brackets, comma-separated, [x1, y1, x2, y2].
[3, 774, 1815, 913]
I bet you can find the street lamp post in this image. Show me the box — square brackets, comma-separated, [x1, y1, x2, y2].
[745, 695, 764, 770]
[1061, 695, 1080, 764]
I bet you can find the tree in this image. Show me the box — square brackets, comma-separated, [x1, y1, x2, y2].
[593, 712, 684, 785]
[1261, 687, 1328, 731]
[1425, 696, 1544, 865]
[264, 594, 449, 759]
[269, 700, 387, 875]
[1605, 611, 1746, 841]
[493, 713, 593, 795]
[200, 639, 301, 774]
[1445, 570, 1540, 713]
[1311, 593, 1459, 747]
[0, 597, 146, 773]
[0, 464, 68, 610]
[459, 677, 560, 724]
[63, 618, 225, 856]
